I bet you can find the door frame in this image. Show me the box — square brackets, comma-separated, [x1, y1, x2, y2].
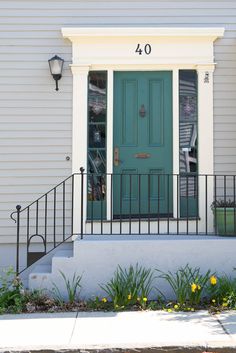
[86, 67, 178, 221]
[62, 27, 224, 234]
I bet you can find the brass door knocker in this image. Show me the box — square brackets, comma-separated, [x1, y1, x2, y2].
[139, 104, 146, 117]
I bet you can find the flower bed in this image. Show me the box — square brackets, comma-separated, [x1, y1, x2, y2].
[1, 265, 236, 315]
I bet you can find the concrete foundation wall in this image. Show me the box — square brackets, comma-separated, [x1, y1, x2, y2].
[29, 236, 236, 300]
[0, 244, 17, 273]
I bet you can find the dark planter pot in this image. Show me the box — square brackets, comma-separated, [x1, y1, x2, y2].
[214, 208, 236, 236]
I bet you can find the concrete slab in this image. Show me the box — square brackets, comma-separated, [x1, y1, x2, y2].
[70, 311, 230, 349]
[0, 312, 77, 350]
[0, 310, 236, 351]
[216, 312, 236, 343]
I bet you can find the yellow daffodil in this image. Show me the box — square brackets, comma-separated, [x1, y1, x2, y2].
[187, 307, 191, 311]
[210, 275, 217, 285]
[197, 285, 201, 290]
[142, 297, 148, 302]
[222, 302, 228, 307]
[127, 294, 132, 300]
[167, 308, 172, 312]
[212, 299, 216, 303]
[115, 304, 119, 308]
[174, 304, 179, 309]
[101, 297, 107, 303]
[191, 283, 197, 293]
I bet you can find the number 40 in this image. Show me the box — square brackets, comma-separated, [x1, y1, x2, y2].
[135, 44, 152, 55]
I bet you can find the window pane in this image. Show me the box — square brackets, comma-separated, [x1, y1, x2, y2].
[179, 70, 198, 174]
[179, 70, 198, 218]
[88, 124, 106, 148]
[88, 72, 107, 123]
[88, 71, 107, 205]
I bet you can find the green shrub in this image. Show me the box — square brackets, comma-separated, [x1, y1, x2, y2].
[207, 274, 236, 308]
[86, 296, 114, 311]
[157, 264, 212, 307]
[100, 264, 154, 310]
[0, 267, 25, 313]
[52, 271, 82, 304]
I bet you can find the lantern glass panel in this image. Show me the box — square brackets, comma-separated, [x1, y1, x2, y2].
[50, 59, 63, 75]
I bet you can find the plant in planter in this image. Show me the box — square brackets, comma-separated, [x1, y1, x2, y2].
[211, 199, 236, 236]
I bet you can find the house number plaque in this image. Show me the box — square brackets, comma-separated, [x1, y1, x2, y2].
[135, 44, 152, 55]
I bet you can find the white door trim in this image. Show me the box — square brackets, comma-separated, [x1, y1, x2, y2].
[62, 27, 224, 234]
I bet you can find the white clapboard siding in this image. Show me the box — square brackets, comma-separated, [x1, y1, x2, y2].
[0, 0, 236, 242]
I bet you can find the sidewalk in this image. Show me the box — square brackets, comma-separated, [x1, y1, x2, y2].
[1, 310, 236, 352]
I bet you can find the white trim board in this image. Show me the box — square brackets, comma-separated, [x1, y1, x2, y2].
[62, 27, 224, 38]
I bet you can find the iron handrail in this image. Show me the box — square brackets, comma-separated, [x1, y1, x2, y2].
[10, 167, 85, 274]
[10, 170, 236, 275]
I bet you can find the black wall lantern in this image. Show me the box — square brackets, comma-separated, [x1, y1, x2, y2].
[48, 55, 64, 91]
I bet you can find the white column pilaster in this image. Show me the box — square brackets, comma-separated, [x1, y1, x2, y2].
[197, 65, 215, 233]
[71, 64, 90, 173]
[172, 69, 179, 218]
[70, 64, 90, 237]
[106, 69, 114, 220]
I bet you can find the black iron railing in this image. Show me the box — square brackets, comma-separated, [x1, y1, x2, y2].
[10, 168, 85, 274]
[10, 170, 236, 274]
[86, 173, 236, 237]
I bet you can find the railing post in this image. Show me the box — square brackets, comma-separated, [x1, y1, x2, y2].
[80, 167, 85, 239]
[16, 205, 21, 274]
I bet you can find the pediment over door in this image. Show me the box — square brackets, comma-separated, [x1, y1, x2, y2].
[62, 27, 224, 67]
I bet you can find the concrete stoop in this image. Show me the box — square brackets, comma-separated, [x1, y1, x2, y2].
[28, 235, 236, 300]
[19, 242, 73, 288]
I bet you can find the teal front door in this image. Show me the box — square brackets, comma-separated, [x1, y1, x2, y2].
[113, 71, 173, 218]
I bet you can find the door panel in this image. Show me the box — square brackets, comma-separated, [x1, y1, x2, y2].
[121, 169, 138, 201]
[122, 79, 138, 146]
[149, 169, 165, 200]
[113, 71, 172, 218]
[148, 79, 163, 146]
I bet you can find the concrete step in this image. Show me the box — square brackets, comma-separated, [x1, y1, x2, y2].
[30, 249, 73, 276]
[32, 264, 51, 274]
[28, 241, 75, 292]
[53, 249, 73, 258]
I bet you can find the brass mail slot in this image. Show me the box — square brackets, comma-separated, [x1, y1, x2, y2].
[134, 153, 150, 159]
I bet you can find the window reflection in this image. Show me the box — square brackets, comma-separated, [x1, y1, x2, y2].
[179, 70, 198, 175]
[89, 125, 106, 148]
[88, 72, 107, 201]
[88, 73, 106, 123]
[179, 122, 197, 173]
[179, 70, 198, 203]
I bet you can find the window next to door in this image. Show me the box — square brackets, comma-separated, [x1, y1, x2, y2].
[87, 71, 107, 219]
[179, 70, 198, 217]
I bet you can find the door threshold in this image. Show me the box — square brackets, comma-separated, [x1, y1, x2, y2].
[113, 213, 173, 219]
[86, 217, 201, 223]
